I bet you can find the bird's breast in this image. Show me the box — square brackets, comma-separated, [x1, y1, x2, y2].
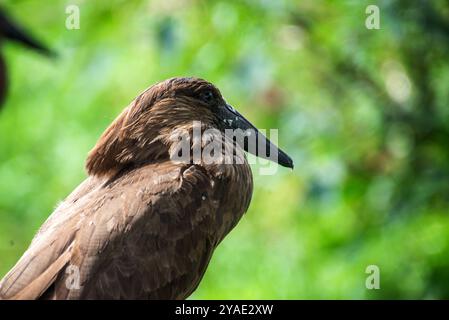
[203, 159, 254, 244]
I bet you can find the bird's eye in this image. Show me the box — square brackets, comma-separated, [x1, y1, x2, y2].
[199, 90, 214, 103]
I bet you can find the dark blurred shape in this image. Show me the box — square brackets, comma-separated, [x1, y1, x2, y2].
[156, 17, 178, 54]
[0, 7, 54, 108]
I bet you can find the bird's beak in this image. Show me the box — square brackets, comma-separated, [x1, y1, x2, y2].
[220, 104, 294, 169]
[0, 9, 56, 57]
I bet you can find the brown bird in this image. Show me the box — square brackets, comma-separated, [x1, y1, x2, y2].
[0, 77, 293, 299]
[0, 7, 54, 108]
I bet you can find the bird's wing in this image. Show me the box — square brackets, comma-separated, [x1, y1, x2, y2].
[0, 177, 101, 300]
[71, 163, 225, 299]
[0, 162, 239, 299]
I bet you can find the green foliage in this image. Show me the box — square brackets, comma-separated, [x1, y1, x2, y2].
[0, 0, 448, 299]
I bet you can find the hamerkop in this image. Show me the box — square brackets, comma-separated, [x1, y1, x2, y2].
[0, 77, 293, 299]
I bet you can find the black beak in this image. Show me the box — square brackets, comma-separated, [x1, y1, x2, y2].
[0, 8, 55, 57]
[219, 104, 294, 169]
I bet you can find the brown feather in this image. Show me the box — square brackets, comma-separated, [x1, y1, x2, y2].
[0, 77, 253, 300]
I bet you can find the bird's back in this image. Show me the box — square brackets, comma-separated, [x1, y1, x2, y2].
[0, 160, 252, 300]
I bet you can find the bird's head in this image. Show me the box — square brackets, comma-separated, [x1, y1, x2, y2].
[86, 77, 293, 177]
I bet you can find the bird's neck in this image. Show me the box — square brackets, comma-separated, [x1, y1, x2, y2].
[86, 118, 250, 180]
[163, 123, 249, 169]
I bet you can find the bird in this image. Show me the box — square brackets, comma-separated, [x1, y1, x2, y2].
[0, 77, 293, 299]
[0, 7, 54, 108]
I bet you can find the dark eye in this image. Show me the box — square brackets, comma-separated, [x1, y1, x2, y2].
[199, 90, 214, 103]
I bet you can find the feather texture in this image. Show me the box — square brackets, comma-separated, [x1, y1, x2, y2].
[0, 78, 253, 299]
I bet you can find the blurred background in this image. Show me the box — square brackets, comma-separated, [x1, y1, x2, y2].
[0, 0, 449, 299]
